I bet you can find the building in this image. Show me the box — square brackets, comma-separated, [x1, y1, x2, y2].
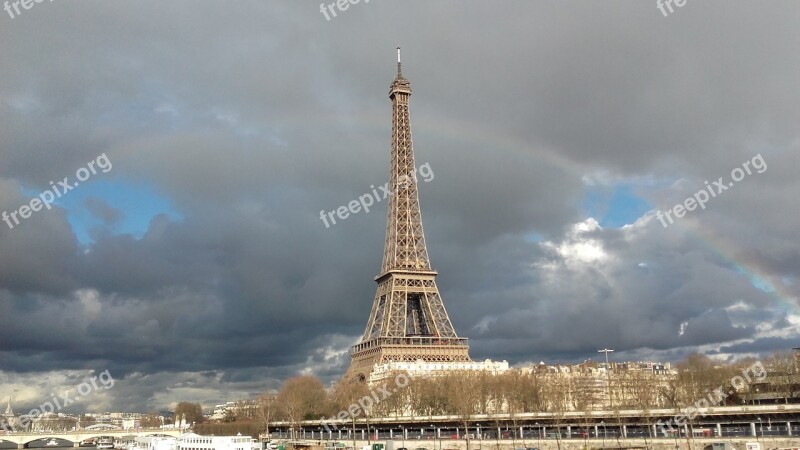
[521, 360, 677, 411]
[210, 402, 238, 421]
[1, 396, 17, 431]
[370, 358, 509, 384]
[81, 412, 150, 430]
[348, 49, 506, 383]
[209, 396, 268, 422]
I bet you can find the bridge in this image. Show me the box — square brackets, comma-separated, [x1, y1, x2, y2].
[0, 429, 184, 448]
[270, 404, 800, 440]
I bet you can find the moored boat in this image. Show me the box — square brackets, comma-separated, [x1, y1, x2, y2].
[178, 433, 259, 450]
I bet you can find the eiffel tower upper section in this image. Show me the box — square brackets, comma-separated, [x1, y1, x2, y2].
[380, 48, 432, 277]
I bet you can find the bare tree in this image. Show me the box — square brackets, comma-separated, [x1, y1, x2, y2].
[626, 369, 661, 446]
[672, 353, 736, 450]
[372, 371, 412, 417]
[569, 370, 600, 412]
[174, 402, 205, 426]
[276, 375, 327, 439]
[407, 376, 449, 416]
[764, 351, 799, 404]
[139, 413, 162, 428]
[542, 372, 569, 450]
[499, 372, 524, 447]
[256, 391, 278, 438]
[443, 372, 481, 450]
[329, 373, 370, 448]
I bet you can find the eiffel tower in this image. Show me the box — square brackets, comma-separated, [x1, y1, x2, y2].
[349, 49, 471, 382]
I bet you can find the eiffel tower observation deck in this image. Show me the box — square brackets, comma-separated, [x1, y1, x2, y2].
[348, 49, 472, 383]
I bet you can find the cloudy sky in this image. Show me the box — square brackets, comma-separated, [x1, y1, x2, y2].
[1, 0, 799, 414]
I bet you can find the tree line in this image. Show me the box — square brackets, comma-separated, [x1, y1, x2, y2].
[194, 351, 800, 437]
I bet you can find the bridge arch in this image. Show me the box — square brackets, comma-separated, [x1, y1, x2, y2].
[18, 437, 76, 448]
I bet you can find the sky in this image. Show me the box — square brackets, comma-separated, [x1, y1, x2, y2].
[1, 0, 799, 414]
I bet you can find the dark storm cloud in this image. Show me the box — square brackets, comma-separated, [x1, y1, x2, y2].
[1, 0, 799, 411]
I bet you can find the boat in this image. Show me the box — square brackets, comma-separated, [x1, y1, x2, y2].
[45, 439, 60, 447]
[177, 433, 259, 450]
[133, 436, 176, 450]
[133, 433, 260, 450]
[80, 439, 97, 447]
[97, 437, 115, 449]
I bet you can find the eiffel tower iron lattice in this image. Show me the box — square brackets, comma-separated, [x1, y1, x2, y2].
[348, 49, 471, 382]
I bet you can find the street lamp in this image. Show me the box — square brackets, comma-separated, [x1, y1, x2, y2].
[351, 421, 356, 450]
[601, 421, 606, 447]
[672, 422, 679, 450]
[597, 349, 614, 370]
[758, 417, 763, 440]
[598, 349, 614, 409]
[535, 422, 540, 448]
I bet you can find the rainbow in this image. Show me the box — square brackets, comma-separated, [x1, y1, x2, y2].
[681, 219, 799, 318]
[320, 102, 799, 318]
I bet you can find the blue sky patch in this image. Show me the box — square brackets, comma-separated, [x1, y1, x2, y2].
[584, 184, 651, 228]
[23, 179, 180, 245]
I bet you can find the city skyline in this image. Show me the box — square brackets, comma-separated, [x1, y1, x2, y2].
[1, 1, 799, 413]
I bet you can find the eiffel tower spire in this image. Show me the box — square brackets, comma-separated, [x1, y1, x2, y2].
[380, 47, 431, 275]
[348, 49, 470, 382]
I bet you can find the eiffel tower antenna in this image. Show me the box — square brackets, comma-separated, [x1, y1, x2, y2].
[397, 47, 402, 76]
[348, 49, 471, 382]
